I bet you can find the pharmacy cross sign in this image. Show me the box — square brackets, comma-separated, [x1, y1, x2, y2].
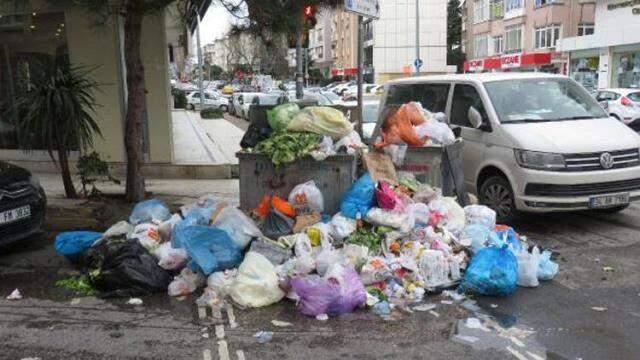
[344, 0, 380, 19]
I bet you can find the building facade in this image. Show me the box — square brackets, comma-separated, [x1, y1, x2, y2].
[462, 0, 595, 74]
[330, 7, 359, 78]
[559, 0, 640, 91]
[308, 9, 333, 76]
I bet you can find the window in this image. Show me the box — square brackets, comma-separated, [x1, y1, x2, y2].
[505, 26, 522, 53]
[628, 92, 640, 102]
[493, 35, 504, 55]
[386, 84, 451, 113]
[473, 0, 489, 23]
[474, 34, 489, 58]
[490, 0, 504, 19]
[505, 0, 523, 12]
[595, 91, 620, 102]
[535, 0, 559, 7]
[451, 84, 488, 127]
[578, 23, 594, 36]
[535, 25, 561, 49]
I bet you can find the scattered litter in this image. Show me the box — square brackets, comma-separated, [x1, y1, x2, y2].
[20, 357, 42, 360]
[490, 304, 498, 308]
[6, 289, 22, 300]
[271, 320, 293, 327]
[126, 298, 143, 306]
[461, 300, 482, 313]
[602, 266, 615, 272]
[442, 290, 466, 302]
[253, 331, 273, 343]
[591, 307, 608, 312]
[316, 314, 329, 321]
[428, 310, 440, 318]
[202, 333, 210, 339]
[441, 300, 453, 305]
[465, 317, 484, 329]
[453, 334, 479, 344]
[413, 303, 437, 312]
[70, 298, 81, 305]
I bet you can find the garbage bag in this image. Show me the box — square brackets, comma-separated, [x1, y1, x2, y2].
[464, 205, 496, 229]
[290, 264, 366, 317]
[329, 213, 357, 241]
[460, 246, 518, 297]
[207, 269, 238, 297]
[248, 239, 291, 265]
[340, 173, 376, 219]
[262, 209, 295, 239]
[315, 247, 345, 277]
[55, 231, 103, 262]
[359, 257, 391, 285]
[267, 102, 299, 132]
[408, 203, 431, 226]
[537, 250, 559, 281]
[271, 196, 296, 218]
[516, 247, 540, 287]
[229, 252, 285, 308]
[129, 223, 162, 253]
[309, 136, 336, 161]
[240, 122, 272, 148]
[288, 180, 324, 213]
[460, 224, 492, 252]
[84, 237, 172, 297]
[172, 225, 243, 275]
[495, 226, 523, 253]
[398, 172, 422, 193]
[419, 249, 451, 288]
[211, 206, 262, 249]
[383, 144, 408, 166]
[375, 102, 427, 149]
[154, 242, 188, 270]
[287, 106, 353, 140]
[413, 184, 438, 204]
[158, 214, 183, 243]
[429, 197, 465, 233]
[334, 131, 365, 155]
[168, 267, 205, 297]
[129, 199, 171, 225]
[103, 221, 133, 239]
[365, 208, 412, 232]
[414, 120, 455, 145]
[375, 181, 400, 211]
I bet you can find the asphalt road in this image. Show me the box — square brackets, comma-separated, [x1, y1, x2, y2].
[1, 200, 639, 360]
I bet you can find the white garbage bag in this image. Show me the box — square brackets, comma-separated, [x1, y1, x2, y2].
[229, 252, 285, 308]
[517, 247, 541, 287]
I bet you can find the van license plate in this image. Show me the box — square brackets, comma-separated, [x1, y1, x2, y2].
[589, 193, 630, 209]
[0, 205, 31, 225]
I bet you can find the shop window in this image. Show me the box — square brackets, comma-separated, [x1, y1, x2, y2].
[577, 23, 594, 36]
[505, 25, 522, 53]
[570, 57, 599, 94]
[474, 34, 489, 58]
[493, 35, 504, 55]
[535, 25, 561, 49]
[451, 84, 488, 128]
[614, 52, 640, 89]
[0, 11, 69, 150]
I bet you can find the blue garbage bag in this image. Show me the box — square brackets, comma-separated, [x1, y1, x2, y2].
[55, 231, 103, 262]
[460, 245, 518, 296]
[340, 173, 376, 219]
[172, 225, 242, 275]
[129, 199, 171, 225]
[495, 226, 523, 253]
[537, 250, 559, 281]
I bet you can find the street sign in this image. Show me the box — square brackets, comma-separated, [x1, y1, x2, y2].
[344, 0, 380, 19]
[414, 58, 423, 69]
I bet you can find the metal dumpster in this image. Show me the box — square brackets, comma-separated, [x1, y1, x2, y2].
[236, 152, 358, 214]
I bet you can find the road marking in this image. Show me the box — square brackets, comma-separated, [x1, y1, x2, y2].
[218, 340, 230, 360]
[215, 324, 225, 339]
[505, 346, 528, 360]
[227, 305, 238, 329]
[202, 349, 212, 360]
[236, 350, 246, 360]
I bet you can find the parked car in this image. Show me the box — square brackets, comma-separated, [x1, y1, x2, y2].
[185, 91, 229, 111]
[333, 81, 356, 96]
[301, 91, 341, 106]
[594, 88, 640, 131]
[361, 99, 381, 142]
[0, 161, 46, 248]
[379, 73, 640, 222]
[342, 84, 380, 101]
[229, 93, 243, 116]
[238, 93, 262, 120]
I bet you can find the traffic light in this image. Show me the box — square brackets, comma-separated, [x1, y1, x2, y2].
[303, 5, 315, 19]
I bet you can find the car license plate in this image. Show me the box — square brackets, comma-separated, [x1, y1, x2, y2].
[588, 193, 630, 209]
[0, 205, 31, 225]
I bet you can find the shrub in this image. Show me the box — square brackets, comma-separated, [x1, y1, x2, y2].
[201, 108, 224, 119]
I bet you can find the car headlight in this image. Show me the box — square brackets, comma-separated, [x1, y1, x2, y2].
[514, 150, 566, 170]
[28, 175, 41, 189]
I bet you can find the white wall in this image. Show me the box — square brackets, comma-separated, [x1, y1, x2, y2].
[373, 0, 448, 78]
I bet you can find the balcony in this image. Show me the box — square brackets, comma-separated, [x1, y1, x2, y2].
[490, 1, 504, 20]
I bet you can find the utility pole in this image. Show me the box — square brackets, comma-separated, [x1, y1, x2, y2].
[195, 7, 204, 109]
[415, 0, 420, 77]
[356, 16, 364, 139]
[296, 12, 304, 100]
[305, 48, 309, 87]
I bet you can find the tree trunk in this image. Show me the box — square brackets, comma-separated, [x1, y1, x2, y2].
[57, 143, 77, 199]
[123, 5, 147, 202]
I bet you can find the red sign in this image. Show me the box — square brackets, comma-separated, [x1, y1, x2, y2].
[468, 59, 484, 72]
[501, 53, 522, 69]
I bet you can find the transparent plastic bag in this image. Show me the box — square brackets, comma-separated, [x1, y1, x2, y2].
[383, 144, 408, 166]
[288, 180, 325, 213]
[168, 268, 205, 297]
[129, 199, 171, 225]
[211, 206, 262, 249]
[516, 247, 540, 287]
[207, 269, 238, 297]
[537, 250, 559, 281]
[229, 252, 285, 308]
[267, 102, 299, 131]
[414, 120, 455, 145]
[309, 136, 336, 161]
[464, 205, 496, 230]
[287, 106, 353, 140]
[154, 242, 188, 270]
[129, 224, 162, 253]
[334, 131, 365, 154]
[329, 213, 357, 241]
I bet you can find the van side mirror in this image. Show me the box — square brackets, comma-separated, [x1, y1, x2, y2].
[468, 106, 483, 129]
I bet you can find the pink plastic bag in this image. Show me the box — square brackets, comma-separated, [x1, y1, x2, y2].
[290, 265, 366, 317]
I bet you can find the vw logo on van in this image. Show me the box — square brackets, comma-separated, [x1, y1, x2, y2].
[600, 152, 614, 169]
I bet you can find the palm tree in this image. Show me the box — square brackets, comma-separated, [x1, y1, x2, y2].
[14, 62, 102, 198]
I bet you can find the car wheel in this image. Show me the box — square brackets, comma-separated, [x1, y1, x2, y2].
[479, 175, 518, 224]
[220, 105, 228, 112]
[594, 204, 629, 214]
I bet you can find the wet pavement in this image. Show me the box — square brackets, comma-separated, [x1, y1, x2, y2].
[1, 199, 639, 359]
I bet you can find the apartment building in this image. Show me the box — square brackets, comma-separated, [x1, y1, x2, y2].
[308, 9, 333, 76]
[461, 0, 595, 73]
[560, 0, 640, 91]
[330, 7, 359, 78]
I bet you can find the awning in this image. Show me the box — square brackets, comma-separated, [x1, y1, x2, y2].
[331, 68, 358, 76]
[464, 52, 553, 72]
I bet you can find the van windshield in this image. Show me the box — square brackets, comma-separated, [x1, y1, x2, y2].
[484, 78, 607, 123]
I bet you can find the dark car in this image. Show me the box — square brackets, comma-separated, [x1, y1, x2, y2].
[0, 161, 46, 247]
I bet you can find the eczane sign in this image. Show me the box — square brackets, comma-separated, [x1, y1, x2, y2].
[344, 0, 380, 19]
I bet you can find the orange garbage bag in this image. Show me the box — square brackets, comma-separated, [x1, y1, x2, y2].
[271, 196, 297, 218]
[375, 102, 427, 149]
[253, 195, 271, 218]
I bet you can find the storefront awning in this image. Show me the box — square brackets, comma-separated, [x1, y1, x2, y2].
[331, 68, 358, 76]
[464, 53, 553, 72]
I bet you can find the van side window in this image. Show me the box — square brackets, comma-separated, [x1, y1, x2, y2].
[386, 84, 449, 113]
[451, 84, 488, 128]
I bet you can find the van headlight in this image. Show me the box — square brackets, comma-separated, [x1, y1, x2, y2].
[514, 150, 566, 170]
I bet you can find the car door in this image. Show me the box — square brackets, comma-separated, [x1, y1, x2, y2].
[447, 83, 491, 192]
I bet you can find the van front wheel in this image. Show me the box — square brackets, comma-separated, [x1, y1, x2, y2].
[479, 175, 518, 224]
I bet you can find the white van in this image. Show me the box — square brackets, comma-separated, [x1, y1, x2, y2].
[379, 73, 640, 222]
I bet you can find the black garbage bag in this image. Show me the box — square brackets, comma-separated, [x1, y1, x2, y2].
[262, 209, 294, 240]
[240, 122, 272, 148]
[84, 237, 171, 298]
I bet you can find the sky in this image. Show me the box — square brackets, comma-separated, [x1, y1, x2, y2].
[197, 2, 246, 46]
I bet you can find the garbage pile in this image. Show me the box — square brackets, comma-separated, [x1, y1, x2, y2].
[55, 172, 559, 319]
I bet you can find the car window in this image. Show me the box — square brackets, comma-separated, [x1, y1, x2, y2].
[450, 84, 488, 127]
[192, 93, 200, 99]
[628, 92, 640, 102]
[386, 83, 450, 113]
[596, 91, 616, 101]
[204, 93, 213, 100]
